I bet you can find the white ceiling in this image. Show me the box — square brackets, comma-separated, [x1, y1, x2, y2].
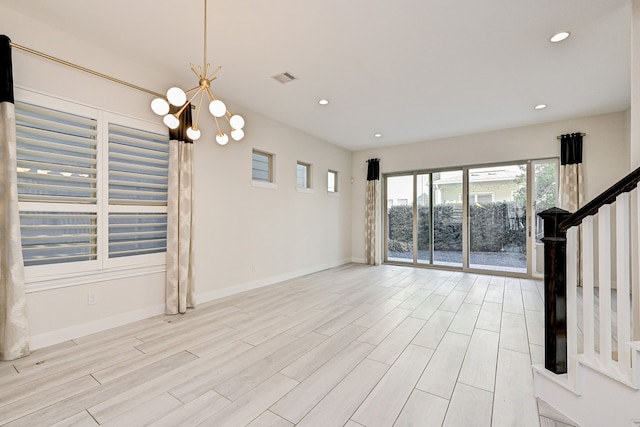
[0, 0, 632, 151]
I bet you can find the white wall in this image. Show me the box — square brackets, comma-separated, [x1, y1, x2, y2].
[192, 107, 353, 302]
[1, 5, 352, 348]
[351, 111, 630, 262]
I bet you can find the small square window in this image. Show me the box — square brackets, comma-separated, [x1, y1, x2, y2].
[252, 150, 273, 182]
[328, 170, 338, 193]
[297, 162, 312, 188]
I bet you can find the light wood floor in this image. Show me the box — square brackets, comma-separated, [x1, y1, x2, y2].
[0, 264, 575, 426]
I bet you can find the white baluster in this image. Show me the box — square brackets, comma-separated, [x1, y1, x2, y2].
[583, 215, 595, 358]
[598, 205, 612, 366]
[616, 192, 631, 373]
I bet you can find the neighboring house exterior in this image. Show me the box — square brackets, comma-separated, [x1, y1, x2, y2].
[388, 167, 523, 207]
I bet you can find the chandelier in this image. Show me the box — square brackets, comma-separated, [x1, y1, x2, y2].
[150, 0, 245, 144]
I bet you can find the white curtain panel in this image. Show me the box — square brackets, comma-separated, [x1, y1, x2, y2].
[165, 140, 195, 314]
[0, 101, 30, 361]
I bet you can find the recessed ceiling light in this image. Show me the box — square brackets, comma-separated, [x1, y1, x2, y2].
[374, 133, 382, 138]
[550, 31, 570, 43]
[534, 104, 547, 110]
[318, 99, 329, 105]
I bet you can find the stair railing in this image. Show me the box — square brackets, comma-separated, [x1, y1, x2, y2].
[539, 166, 640, 386]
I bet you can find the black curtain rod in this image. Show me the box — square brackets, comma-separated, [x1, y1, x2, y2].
[365, 158, 380, 163]
[556, 133, 586, 140]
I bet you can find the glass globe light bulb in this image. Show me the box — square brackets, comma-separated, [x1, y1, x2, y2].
[151, 98, 170, 115]
[186, 127, 201, 141]
[550, 32, 570, 43]
[216, 132, 229, 145]
[229, 114, 245, 129]
[231, 129, 244, 141]
[162, 114, 180, 130]
[209, 100, 227, 117]
[167, 87, 187, 107]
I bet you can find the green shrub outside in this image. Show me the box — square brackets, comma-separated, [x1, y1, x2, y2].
[387, 202, 526, 253]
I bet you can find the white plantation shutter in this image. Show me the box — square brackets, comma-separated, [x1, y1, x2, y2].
[108, 213, 167, 258]
[108, 123, 169, 205]
[107, 123, 169, 260]
[20, 212, 97, 266]
[15, 89, 169, 278]
[15, 100, 99, 267]
[16, 101, 98, 203]
[252, 150, 271, 182]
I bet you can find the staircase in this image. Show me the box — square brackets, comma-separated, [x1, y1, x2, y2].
[533, 167, 640, 427]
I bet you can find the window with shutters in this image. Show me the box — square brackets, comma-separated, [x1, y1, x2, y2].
[252, 149, 273, 183]
[15, 88, 169, 283]
[107, 122, 168, 261]
[296, 161, 312, 189]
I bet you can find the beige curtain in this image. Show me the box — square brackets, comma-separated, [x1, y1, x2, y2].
[165, 118, 195, 314]
[0, 35, 30, 361]
[365, 158, 381, 265]
[559, 163, 583, 212]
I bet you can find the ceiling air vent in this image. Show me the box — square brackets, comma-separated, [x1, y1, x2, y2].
[272, 72, 297, 84]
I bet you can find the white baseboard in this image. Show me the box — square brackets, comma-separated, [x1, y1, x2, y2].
[351, 257, 366, 264]
[29, 303, 165, 350]
[197, 258, 352, 304]
[29, 259, 352, 350]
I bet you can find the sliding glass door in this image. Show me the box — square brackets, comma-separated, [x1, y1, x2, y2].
[386, 175, 414, 262]
[433, 171, 463, 267]
[417, 174, 431, 264]
[386, 169, 464, 267]
[384, 159, 557, 276]
[468, 164, 527, 273]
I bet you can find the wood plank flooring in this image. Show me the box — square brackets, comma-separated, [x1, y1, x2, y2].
[0, 264, 573, 426]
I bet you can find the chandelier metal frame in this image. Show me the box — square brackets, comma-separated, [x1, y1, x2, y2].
[150, 0, 245, 144]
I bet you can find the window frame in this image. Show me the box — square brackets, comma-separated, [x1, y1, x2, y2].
[327, 169, 338, 193]
[296, 161, 312, 190]
[103, 112, 169, 270]
[252, 149, 275, 184]
[15, 87, 169, 287]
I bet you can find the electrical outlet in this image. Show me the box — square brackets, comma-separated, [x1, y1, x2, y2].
[87, 293, 97, 305]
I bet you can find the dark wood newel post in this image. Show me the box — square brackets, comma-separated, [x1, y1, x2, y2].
[538, 207, 572, 374]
